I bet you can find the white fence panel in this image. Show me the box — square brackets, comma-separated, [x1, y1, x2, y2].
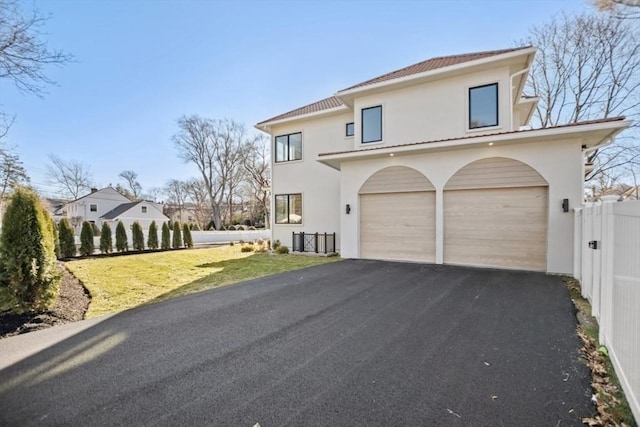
[576, 198, 640, 423]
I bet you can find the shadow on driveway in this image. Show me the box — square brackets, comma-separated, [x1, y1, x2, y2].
[0, 260, 592, 425]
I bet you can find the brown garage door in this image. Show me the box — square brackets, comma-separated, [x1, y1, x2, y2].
[359, 166, 435, 263]
[444, 157, 548, 271]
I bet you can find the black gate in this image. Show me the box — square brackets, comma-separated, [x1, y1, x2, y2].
[292, 232, 336, 254]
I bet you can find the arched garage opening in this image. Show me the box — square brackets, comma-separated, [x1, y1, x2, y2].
[358, 166, 435, 263]
[443, 157, 549, 270]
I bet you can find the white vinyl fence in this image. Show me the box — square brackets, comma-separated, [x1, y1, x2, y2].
[78, 229, 270, 248]
[574, 196, 640, 422]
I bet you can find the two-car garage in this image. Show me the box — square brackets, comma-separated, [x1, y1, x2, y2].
[359, 157, 549, 271]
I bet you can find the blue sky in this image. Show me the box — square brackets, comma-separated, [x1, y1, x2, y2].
[2, 0, 591, 198]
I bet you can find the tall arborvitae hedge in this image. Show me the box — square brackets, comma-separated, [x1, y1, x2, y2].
[172, 221, 182, 249]
[182, 223, 193, 248]
[147, 221, 159, 250]
[132, 221, 144, 251]
[161, 222, 170, 250]
[0, 187, 60, 312]
[79, 221, 95, 256]
[100, 222, 113, 254]
[115, 221, 129, 252]
[58, 217, 76, 258]
[49, 216, 60, 259]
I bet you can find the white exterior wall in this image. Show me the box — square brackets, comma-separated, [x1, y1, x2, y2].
[65, 188, 130, 225]
[269, 113, 350, 249]
[339, 138, 584, 274]
[351, 66, 513, 149]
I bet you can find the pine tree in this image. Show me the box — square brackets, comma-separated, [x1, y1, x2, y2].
[172, 221, 182, 249]
[147, 221, 159, 250]
[161, 222, 170, 250]
[0, 187, 60, 312]
[58, 217, 76, 258]
[100, 222, 113, 254]
[79, 221, 95, 256]
[115, 221, 129, 252]
[182, 223, 193, 248]
[132, 221, 144, 251]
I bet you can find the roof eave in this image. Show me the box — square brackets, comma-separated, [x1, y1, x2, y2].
[335, 46, 537, 98]
[255, 105, 349, 133]
[317, 119, 632, 170]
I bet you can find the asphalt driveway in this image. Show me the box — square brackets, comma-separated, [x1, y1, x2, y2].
[0, 260, 592, 426]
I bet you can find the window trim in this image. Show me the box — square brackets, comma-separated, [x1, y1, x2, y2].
[345, 122, 354, 137]
[361, 105, 383, 144]
[274, 193, 302, 225]
[90, 204, 97, 212]
[274, 132, 303, 163]
[141, 206, 147, 213]
[468, 82, 499, 130]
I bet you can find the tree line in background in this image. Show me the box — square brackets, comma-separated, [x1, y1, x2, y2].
[0, 0, 639, 221]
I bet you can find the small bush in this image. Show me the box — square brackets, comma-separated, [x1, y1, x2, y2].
[229, 241, 234, 246]
[132, 221, 144, 251]
[272, 239, 281, 250]
[183, 223, 193, 248]
[172, 222, 182, 249]
[239, 239, 245, 244]
[275, 246, 289, 254]
[0, 187, 60, 312]
[240, 246, 254, 253]
[115, 221, 129, 252]
[100, 222, 113, 254]
[148, 221, 159, 250]
[247, 241, 254, 246]
[58, 217, 76, 258]
[161, 222, 170, 250]
[248, 226, 256, 230]
[257, 239, 264, 245]
[79, 221, 95, 256]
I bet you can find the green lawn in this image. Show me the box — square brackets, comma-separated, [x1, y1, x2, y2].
[66, 246, 339, 318]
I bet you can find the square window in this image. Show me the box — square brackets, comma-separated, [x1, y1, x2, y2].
[469, 83, 498, 129]
[362, 106, 382, 143]
[275, 132, 302, 162]
[275, 194, 302, 224]
[346, 122, 354, 137]
[90, 204, 97, 212]
[142, 206, 147, 213]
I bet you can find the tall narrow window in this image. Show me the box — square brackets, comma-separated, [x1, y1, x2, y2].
[275, 194, 302, 224]
[362, 106, 382, 143]
[142, 206, 147, 213]
[275, 132, 302, 163]
[469, 83, 498, 129]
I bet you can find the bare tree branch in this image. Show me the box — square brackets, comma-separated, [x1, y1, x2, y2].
[45, 154, 92, 199]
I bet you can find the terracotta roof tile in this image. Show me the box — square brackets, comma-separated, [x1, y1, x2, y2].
[318, 117, 626, 157]
[257, 96, 344, 126]
[339, 46, 532, 92]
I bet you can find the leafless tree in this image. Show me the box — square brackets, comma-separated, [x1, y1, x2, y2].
[0, 148, 29, 201]
[595, 0, 640, 19]
[184, 178, 211, 228]
[45, 154, 93, 199]
[242, 134, 271, 227]
[172, 115, 248, 230]
[522, 12, 640, 186]
[0, 0, 72, 96]
[164, 179, 188, 222]
[118, 170, 142, 201]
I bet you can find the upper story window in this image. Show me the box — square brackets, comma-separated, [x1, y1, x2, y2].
[90, 204, 97, 212]
[275, 132, 302, 163]
[469, 83, 498, 129]
[362, 106, 382, 143]
[346, 122, 354, 137]
[275, 193, 302, 224]
[142, 206, 147, 213]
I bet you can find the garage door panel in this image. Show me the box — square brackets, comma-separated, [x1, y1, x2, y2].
[360, 192, 435, 262]
[444, 187, 548, 271]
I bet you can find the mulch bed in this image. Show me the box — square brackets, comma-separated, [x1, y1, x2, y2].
[0, 263, 90, 339]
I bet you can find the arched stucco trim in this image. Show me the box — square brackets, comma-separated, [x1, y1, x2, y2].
[443, 156, 548, 190]
[358, 165, 435, 194]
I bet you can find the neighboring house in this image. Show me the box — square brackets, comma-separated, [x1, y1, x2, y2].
[101, 200, 169, 231]
[42, 197, 69, 222]
[256, 46, 631, 274]
[64, 187, 168, 231]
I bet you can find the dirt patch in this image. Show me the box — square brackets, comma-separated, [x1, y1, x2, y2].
[0, 263, 90, 338]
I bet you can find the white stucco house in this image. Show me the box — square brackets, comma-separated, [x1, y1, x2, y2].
[256, 46, 631, 274]
[64, 187, 168, 231]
